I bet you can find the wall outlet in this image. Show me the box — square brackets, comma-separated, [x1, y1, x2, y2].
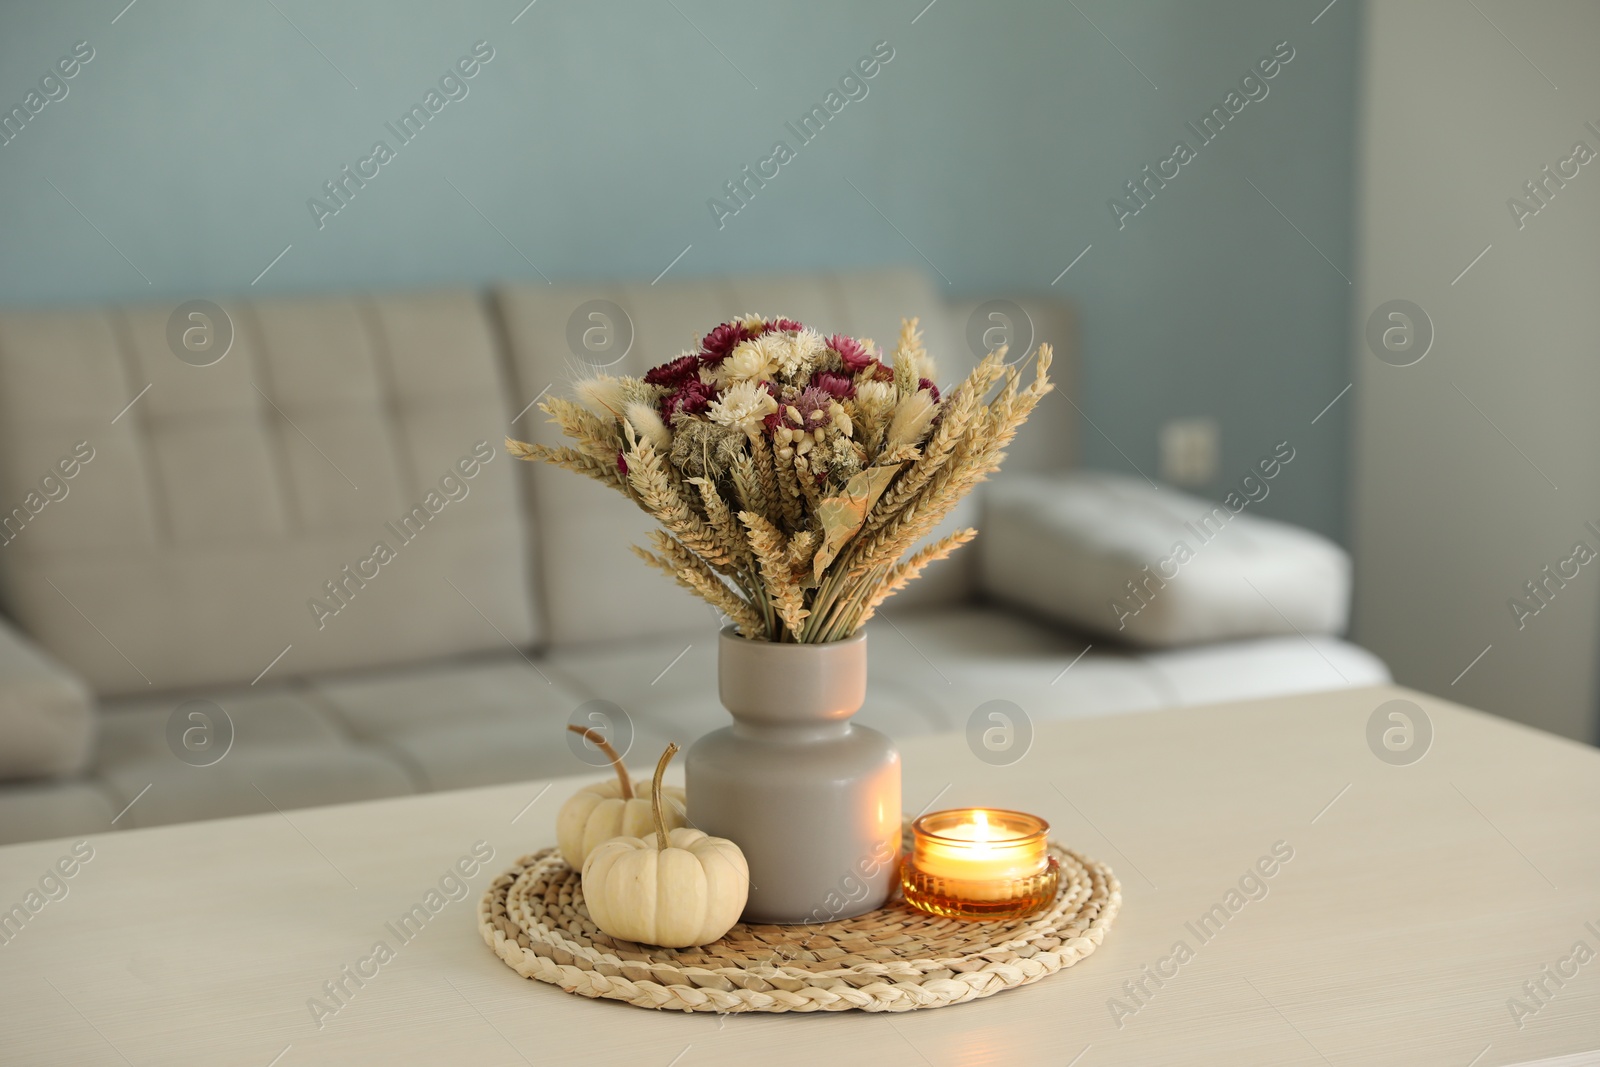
[1160, 418, 1219, 487]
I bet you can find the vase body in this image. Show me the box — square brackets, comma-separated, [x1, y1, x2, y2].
[686, 629, 901, 924]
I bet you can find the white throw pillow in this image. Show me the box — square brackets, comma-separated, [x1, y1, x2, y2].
[978, 473, 1349, 647]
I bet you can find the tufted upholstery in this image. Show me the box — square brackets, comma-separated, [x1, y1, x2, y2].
[0, 291, 537, 696]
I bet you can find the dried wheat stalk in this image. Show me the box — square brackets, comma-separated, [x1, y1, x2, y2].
[505, 440, 626, 491]
[739, 510, 809, 638]
[634, 533, 765, 637]
[544, 397, 622, 462]
[623, 432, 730, 568]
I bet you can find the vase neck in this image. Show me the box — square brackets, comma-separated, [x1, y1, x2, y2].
[718, 628, 869, 726]
[730, 718, 855, 743]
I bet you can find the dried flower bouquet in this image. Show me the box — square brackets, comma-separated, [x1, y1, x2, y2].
[507, 315, 1051, 643]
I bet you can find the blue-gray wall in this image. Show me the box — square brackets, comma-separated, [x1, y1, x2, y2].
[0, 0, 1360, 541]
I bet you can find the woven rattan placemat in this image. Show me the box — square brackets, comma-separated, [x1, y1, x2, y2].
[478, 838, 1120, 1013]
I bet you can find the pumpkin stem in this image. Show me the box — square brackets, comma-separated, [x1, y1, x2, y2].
[567, 724, 633, 800]
[651, 742, 680, 852]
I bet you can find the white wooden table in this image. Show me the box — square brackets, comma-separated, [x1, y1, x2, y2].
[1, 685, 1597, 1066]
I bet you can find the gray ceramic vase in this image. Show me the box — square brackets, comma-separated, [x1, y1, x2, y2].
[686, 629, 902, 924]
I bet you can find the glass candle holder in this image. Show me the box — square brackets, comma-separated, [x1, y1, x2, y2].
[900, 808, 1059, 921]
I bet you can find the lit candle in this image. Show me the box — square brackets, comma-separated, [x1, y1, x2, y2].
[902, 808, 1059, 920]
[914, 810, 1043, 882]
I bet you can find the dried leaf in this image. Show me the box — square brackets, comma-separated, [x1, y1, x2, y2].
[813, 462, 904, 581]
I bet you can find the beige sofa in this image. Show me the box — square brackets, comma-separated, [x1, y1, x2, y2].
[0, 268, 1386, 844]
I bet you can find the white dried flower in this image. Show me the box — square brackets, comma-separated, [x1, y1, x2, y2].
[759, 332, 805, 377]
[717, 338, 779, 384]
[708, 380, 778, 434]
[776, 328, 826, 379]
[855, 380, 896, 416]
[624, 402, 672, 452]
[794, 328, 827, 358]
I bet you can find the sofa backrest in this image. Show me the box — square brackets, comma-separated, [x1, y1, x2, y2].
[0, 291, 537, 695]
[494, 267, 1020, 647]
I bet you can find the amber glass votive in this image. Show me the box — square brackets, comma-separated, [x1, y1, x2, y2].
[900, 809, 1059, 921]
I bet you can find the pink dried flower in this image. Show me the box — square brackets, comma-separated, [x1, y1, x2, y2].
[809, 371, 855, 400]
[918, 378, 942, 403]
[828, 334, 874, 372]
[790, 387, 835, 433]
[643, 355, 700, 386]
[764, 317, 805, 334]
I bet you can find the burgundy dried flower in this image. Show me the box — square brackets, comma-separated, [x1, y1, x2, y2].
[660, 380, 717, 419]
[764, 317, 805, 334]
[809, 371, 855, 400]
[616, 450, 629, 475]
[699, 322, 751, 365]
[918, 378, 942, 403]
[643, 354, 700, 386]
[828, 334, 874, 372]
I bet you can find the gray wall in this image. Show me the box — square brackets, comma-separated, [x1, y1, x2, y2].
[1351, 0, 1600, 742]
[0, 0, 1360, 540]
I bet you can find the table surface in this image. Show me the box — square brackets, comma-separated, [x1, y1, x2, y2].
[1, 684, 1597, 1066]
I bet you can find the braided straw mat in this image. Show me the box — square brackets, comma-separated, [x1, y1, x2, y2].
[478, 838, 1119, 1013]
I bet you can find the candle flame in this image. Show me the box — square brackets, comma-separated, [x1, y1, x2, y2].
[974, 810, 989, 844]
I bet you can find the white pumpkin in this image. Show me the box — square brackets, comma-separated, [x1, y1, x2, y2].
[557, 725, 686, 870]
[582, 743, 749, 948]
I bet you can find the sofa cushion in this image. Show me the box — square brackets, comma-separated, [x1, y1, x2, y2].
[0, 616, 95, 779]
[310, 657, 595, 792]
[0, 605, 1389, 845]
[863, 608, 1389, 750]
[0, 292, 538, 695]
[97, 746, 416, 832]
[542, 607, 1389, 752]
[0, 781, 115, 843]
[93, 687, 416, 830]
[859, 607, 1172, 729]
[979, 472, 1350, 647]
[1142, 636, 1389, 706]
[94, 689, 349, 766]
[494, 268, 980, 647]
